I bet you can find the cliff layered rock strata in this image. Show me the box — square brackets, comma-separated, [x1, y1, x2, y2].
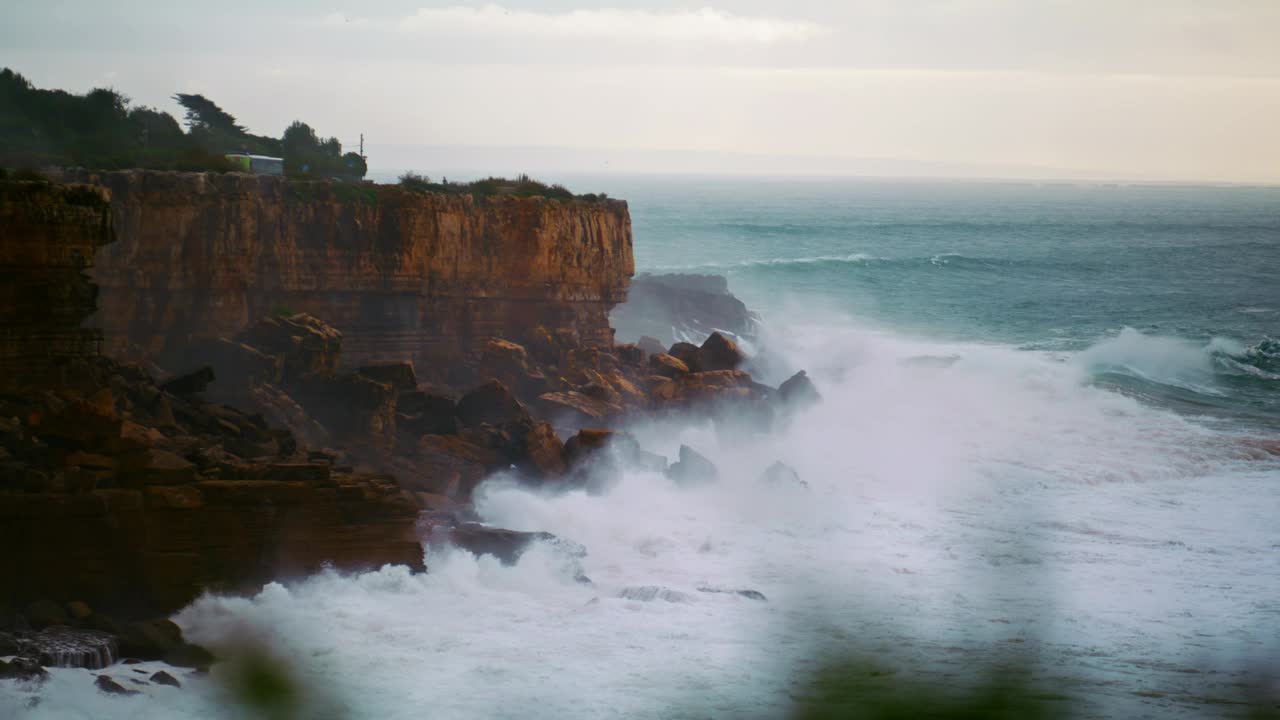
[0, 182, 422, 618]
[0, 181, 113, 385]
[52, 169, 633, 379]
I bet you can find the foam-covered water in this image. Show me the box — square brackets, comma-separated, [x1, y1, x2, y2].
[5, 179, 1278, 718]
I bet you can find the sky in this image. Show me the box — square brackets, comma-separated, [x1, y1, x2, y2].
[4, 1, 1280, 182]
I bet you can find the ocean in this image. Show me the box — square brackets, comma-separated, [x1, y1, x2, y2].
[6, 177, 1279, 718]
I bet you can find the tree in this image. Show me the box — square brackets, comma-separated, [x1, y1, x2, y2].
[173, 93, 244, 134]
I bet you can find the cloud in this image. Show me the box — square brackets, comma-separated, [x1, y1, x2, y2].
[391, 5, 823, 45]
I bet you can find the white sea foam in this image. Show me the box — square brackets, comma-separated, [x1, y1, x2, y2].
[7, 316, 1278, 719]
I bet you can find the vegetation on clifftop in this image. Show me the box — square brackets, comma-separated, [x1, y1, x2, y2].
[0, 68, 365, 180]
[398, 171, 610, 202]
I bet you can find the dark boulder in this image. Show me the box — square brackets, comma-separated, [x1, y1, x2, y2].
[696, 332, 746, 372]
[160, 366, 215, 396]
[150, 670, 181, 687]
[649, 353, 690, 378]
[760, 461, 807, 489]
[665, 445, 719, 486]
[441, 523, 586, 567]
[778, 370, 821, 409]
[396, 391, 459, 437]
[95, 675, 140, 695]
[0, 657, 48, 682]
[117, 618, 182, 660]
[456, 380, 528, 428]
[668, 342, 702, 372]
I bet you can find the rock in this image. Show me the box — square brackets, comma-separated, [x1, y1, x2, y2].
[0, 632, 18, 656]
[358, 363, 418, 391]
[666, 445, 719, 486]
[649, 353, 690, 378]
[535, 391, 618, 425]
[95, 675, 140, 696]
[696, 332, 745, 372]
[0, 657, 48, 682]
[150, 670, 181, 687]
[164, 643, 215, 670]
[611, 273, 758, 347]
[618, 586, 693, 603]
[117, 618, 181, 660]
[66, 601, 92, 621]
[696, 587, 768, 601]
[29, 626, 118, 669]
[614, 344, 645, 366]
[412, 434, 501, 496]
[668, 342, 702, 372]
[636, 336, 666, 356]
[236, 313, 343, 382]
[778, 370, 821, 409]
[760, 461, 807, 489]
[442, 523, 586, 566]
[511, 420, 566, 479]
[23, 600, 68, 629]
[396, 392, 458, 436]
[456, 380, 528, 428]
[73, 170, 632, 377]
[159, 366, 215, 396]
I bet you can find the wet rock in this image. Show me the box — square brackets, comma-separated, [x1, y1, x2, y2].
[0, 632, 18, 656]
[760, 461, 807, 489]
[95, 674, 140, 695]
[442, 523, 586, 566]
[668, 342, 702, 372]
[159, 366, 215, 396]
[778, 370, 821, 409]
[697, 587, 768, 601]
[696, 332, 746, 372]
[117, 618, 182, 660]
[611, 273, 758, 347]
[0, 657, 48, 682]
[29, 626, 118, 669]
[150, 670, 181, 687]
[666, 445, 719, 486]
[618, 586, 693, 603]
[456, 380, 528, 428]
[649, 353, 690, 378]
[164, 643, 215, 670]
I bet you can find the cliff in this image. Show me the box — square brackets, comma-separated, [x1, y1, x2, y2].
[0, 181, 113, 385]
[0, 179, 422, 618]
[53, 170, 634, 377]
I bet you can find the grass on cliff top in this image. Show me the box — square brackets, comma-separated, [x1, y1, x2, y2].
[397, 171, 610, 202]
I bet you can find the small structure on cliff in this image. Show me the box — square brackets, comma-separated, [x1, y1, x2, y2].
[223, 153, 284, 175]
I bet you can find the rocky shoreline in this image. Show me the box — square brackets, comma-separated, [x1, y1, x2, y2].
[0, 172, 816, 697]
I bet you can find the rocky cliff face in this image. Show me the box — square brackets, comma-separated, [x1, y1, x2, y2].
[54, 170, 634, 377]
[0, 179, 423, 618]
[0, 181, 113, 385]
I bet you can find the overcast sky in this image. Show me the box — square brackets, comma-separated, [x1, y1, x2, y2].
[5, 1, 1280, 182]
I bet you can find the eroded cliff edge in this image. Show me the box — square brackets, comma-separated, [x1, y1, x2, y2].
[54, 169, 634, 376]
